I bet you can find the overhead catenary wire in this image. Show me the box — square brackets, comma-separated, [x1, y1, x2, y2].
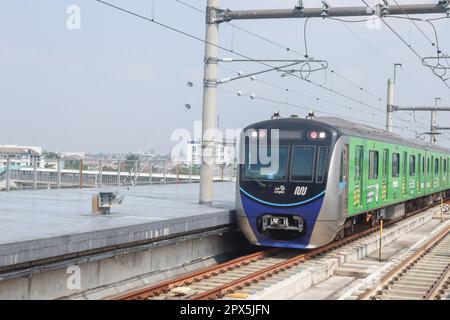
[95, 0, 389, 118]
[390, 0, 438, 48]
[219, 64, 428, 134]
[174, 0, 386, 105]
[95, 0, 444, 138]
[360, 0, 450, 91]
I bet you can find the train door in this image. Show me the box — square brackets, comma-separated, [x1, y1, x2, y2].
[427, 155, 432, 191]
[352, 145, 363, 211]
[445, 158, 450, 189]
[341, 144, 349, 214]
[402, 151, 408, 196]
[382, 149, 389, 202]
[409, 154, 416, 196]
[392, 152, 400, 200]
[417, 154, 422, 194]
[368, 149, 380, 209]
[443, 158, 447, 186]
[435, 157, 440, 189]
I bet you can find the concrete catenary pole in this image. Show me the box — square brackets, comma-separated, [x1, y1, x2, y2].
[386, 79, 394, 133]
[431, 110, 437, 144]
[200, 0, 219, 205]
[431, 98, 441, 144]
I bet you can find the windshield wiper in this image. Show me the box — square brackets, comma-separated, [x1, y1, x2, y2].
[254, 178, 267, 187]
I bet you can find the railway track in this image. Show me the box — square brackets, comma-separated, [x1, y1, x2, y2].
[358, 226, 450, 300]
[112, 202, 445, 301]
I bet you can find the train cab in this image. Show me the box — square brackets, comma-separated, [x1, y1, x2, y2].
[236, 117, 341, 249]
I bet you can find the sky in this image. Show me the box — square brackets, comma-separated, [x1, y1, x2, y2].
[1, 0, 449, 154]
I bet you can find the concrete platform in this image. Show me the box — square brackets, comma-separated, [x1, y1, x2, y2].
[0, 182, 236, 268]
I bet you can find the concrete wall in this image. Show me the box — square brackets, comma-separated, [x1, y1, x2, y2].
[0, 231, 250, 300]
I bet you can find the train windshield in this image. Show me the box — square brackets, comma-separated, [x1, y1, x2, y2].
[291, 146, 315, 182]
[244, 146, 288, 181]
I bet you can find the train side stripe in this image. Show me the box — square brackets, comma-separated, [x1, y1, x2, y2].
[239, 187, 325, 207]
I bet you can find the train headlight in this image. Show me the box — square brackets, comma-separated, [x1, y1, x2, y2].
[319, 132, 327, 139]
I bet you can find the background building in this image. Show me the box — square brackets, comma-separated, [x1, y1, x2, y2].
[0, 145, 42, 170]
[184, 140, 236, 165]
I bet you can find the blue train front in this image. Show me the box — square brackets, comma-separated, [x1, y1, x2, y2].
[236, 117, 346, 249]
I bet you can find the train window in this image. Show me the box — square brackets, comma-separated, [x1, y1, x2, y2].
[383, 149, 389, 178]
[244, 145, 289, 181]
[392, 153, 400, 177]
[355, 146, 363, 181]
[316, 147, 328, 183]
[428, 157, 431, 175]
[369, 151, 379, 180]
[291, 146, 316, 182]
[444, 159, 447, 174]
[409, 155, 416, 177]
[435, 158, 439, 175]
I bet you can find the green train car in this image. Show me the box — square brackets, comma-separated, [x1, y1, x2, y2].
[348, 136, 449, 217]
[236, 116, 450, 249]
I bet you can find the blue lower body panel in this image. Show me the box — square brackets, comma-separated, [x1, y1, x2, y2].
[239, 193, 324, 249]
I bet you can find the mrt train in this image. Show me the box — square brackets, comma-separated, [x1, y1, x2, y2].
[236, 116, 450, 249]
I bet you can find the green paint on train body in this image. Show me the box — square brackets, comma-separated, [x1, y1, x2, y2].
[347, 136, 450, 216]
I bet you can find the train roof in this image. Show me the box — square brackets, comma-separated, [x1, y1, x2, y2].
[315, 117, 450, 154]
[246, 116, 450, 154]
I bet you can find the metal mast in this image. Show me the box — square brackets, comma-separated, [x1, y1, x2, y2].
[199, 1, 449, 204]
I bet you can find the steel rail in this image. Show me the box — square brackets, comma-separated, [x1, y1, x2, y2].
[357, 226, 450, 300]
[428, 262, 450, 300]
[112, 249, 279, 300]
[114, 201, 444, 300]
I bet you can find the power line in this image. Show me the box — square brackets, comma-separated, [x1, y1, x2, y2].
[219, 64, 429, 133]
[390, 0, 437, 48]
[96, 0, 389, 120]
[360, 0, 450, 91]
[96, 0, 437, 135]
[333, 15, 436, 103]
[220, 88, 387, 127]
[174, 0, 386, 105]
[219, 64, 374, 115]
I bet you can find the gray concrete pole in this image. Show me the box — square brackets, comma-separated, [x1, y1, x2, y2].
[33, 157, 38, 190]
[117, 160, 121, 187]
[134, 160, 138, 185]
[189, 165, 192, 184]
[163, 160, 167, 184]
[79, 159, 83, 189]
[431, 110, 437, 144]
[200, 0, 219, 205]
[6, 157, 10, 192]
[99, 160, 103, 188]
[386, 79, 394, 133]
[149, 162, 153, 185]
[57, 159, 62, 189]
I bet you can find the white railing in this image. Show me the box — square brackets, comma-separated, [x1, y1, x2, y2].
[0, 158, 236, 191]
